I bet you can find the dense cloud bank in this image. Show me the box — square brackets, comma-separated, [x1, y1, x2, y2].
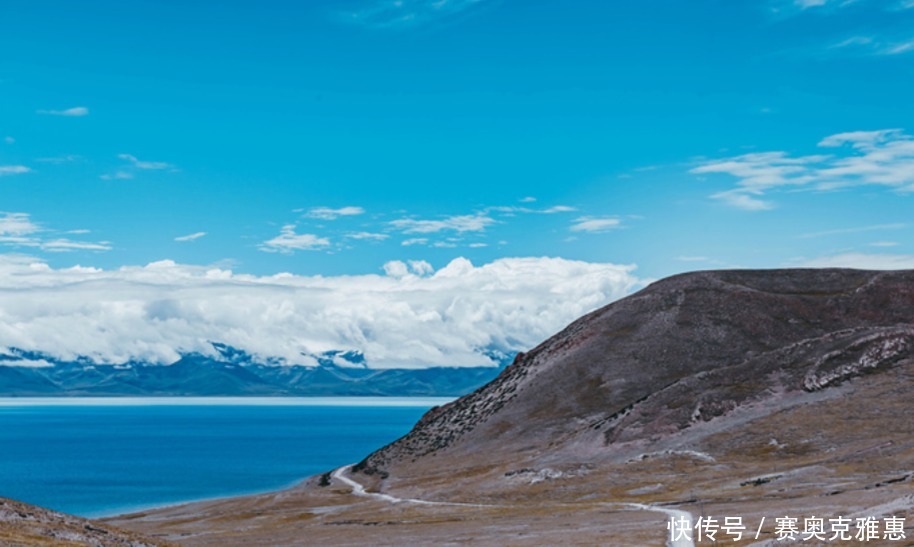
[0, 256, 644, 368]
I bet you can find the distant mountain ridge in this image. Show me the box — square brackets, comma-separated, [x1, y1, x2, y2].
[0, 344, 509, 397]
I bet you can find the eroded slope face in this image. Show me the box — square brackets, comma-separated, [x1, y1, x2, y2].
[358, 269, 914, 481]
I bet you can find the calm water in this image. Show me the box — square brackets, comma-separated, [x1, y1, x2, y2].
[0, 397, 447, 517]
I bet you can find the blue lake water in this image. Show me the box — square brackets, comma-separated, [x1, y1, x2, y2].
[0, 397, 447, 518]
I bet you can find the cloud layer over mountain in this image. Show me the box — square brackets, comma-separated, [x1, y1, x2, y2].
[0, 255, 643, 369]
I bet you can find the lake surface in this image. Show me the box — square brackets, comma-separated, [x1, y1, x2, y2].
[0, 397, 448, 517]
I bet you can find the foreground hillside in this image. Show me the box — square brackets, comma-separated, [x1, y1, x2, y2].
[0, 497, 169, 547]
[102, 269, 914, 544]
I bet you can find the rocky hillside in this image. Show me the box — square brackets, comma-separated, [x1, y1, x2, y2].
[357, 268, 914, 477]
[0, 497, 169, 547]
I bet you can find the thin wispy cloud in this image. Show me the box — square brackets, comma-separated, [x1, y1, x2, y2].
[692, 129, 914, 210]
[784, 0, 914, 57]
[260, 224, 330, 253]
[0, 165, 31, 176]
[101, 154, 174, 180]
[264, 201, 576, 251]
[542, 205, 577, 214]
[304, 206, 365, 220]
[391, 213, 495, 234]
[118, 153, 172, 170]
[343, 0, 490, 29]
[100, 171, 134, 181]
[35, 155, 82, 164]
[0, 212, 110, 252]
[40, 239, 112, 252]
[831, 36, 874, 49]
[570, 217, 622, 233]
[486, 204, 577, 216]
[347, 231, 389, 241]
[3, 136, 13, 144]
[37, 106, 89, 117]
[830, 34, 914, 56]
[789, 0, 879, 10]
[795, 0, 828, 7]
[882, 39, 914, 55]
[175, 232, 207, 242]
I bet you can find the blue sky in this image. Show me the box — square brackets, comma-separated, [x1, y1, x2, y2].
[2, 0, 914, 280]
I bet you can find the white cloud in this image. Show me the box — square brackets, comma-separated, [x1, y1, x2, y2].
[344, 0, 489, 29]
[4, 136, 14, 144]
[408, 260, 434, 276]
[871, 241, 899, 247]
[38, 106, 89, 117]
[0, 165, 31, 176]
[391, 213, 495, 234]
[117, 153, 172, 170]
[260, 225, 330, 253]
[175, 232, 207, 242]
[0, 358, 53, 368]
[570, 217, 622, 233]
[542, 205, 577, 213]
[796, 252, 914, 269]
[40, 239, 112, 252]
[0, 255, 644, 368]
[382, 260, 410, 278]
[304, 206, 365, 220]
[401, 238, 429, 246]
[520, 196, 537, 203]
[0, 213, 39, 237]
[692, 129, 914, 209]
[347, 231, 389, 241]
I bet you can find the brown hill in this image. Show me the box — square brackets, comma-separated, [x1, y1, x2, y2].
[0, 496, 171, 547]
[356, 269, 914, 478]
